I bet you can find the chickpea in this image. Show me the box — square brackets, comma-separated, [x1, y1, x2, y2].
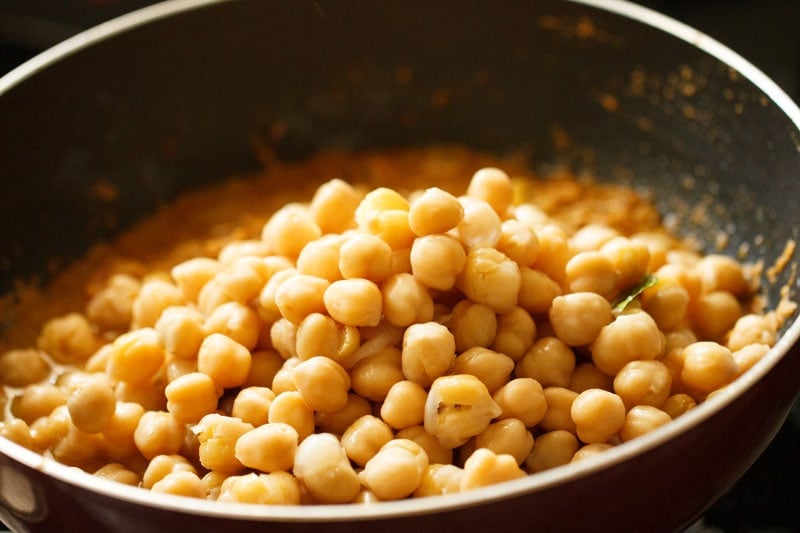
[217, 471, 301, 505]
[491, 307, 537, 362]
[293, 432, 361, 504]
[565, 251, 618, 297]
[37, 313, 101, 364]
[600, 237, 650, 295]
[447, 300, 498, 353]
[231, 386, 275, 427]
[295, 313, 360, 365]
[171, 257, 221, 303]
[0, 349, 51, 388]
[407, 187, 464, 236]
[102, 401, 145, 461]
[410, 234, 467, 290]
[204, 301, 261, 351]
[570, 224, 620, 252]
[11, 383, 67, 425]
[733, 343, 771, 377]
[492, 378, 547, 428]
[590, 310, 665, 376]
[67, 376, 117, 434]
[261, 203, 322, 258]
[268, 391, 315, 442]
[456, 247, 520, 314]
[323, 278, 383, 327]
[380, 380, 428, 430]
[699, 254, 749, 296]
[569, 362, 613, 393]
[107, 328, 167, 387]
[151, 471, 205, 498]
[661, 393, 697, 419]
[197, 333, 252, 389]
[349, 346, 405, 402]
[539, 387, 578, 434]
[134, 411, 185, 460]
[454, 196, 503, 249]
[452, 347, 515, 393]
[689, 290, 743, 341]
[460, 448, 526, 491]
[423, 374, 502, 449]
[517, 267, 562, 315]
[0, 419, 35, 451]
[86, 274, 141, 332]
[467, 167, 513, 216]
[381, 273, 435, 328]
[496, 219, 540, 267]
[549, 293, 613, 347]
[613, 360, 671, 409]
[165, 372, 221, 425]
[291, 356, 351, 414]
[680, 341, 738, 393]
[355, 188, 414, 249]
[94, 463, 140, 486]
[571, 443, 614, 463]
[641, 278, 690, 332]
[338, 233, 393, 282]
[243, 349, 284, 388]
[395, 425, 454, 465]
[194, 413, 254, 474]
[414, 464, 464, 497]
[726, 314, 777, 352]
[525, 429, 580, 473]
[296, 233, 345, 282]
[619, 405, 672, 442]
[131, 279, 185, 329]
[155, 306, 206, 359]
[515, 337, 575, 388]
[401, 322, 456, 388]
[142, 454, 197, 489]
[257, 268, 299, 324]
[361, 439, 429, 500]
[269, 318, 298, 361]
[314, 393, 372, 435]
[235, 422, 299, 472]
[341, 415, 394, 467]
[273, 274, 330, 326]
[474, 418, 534, 465]
[310, 178, 361, 234]
[531, 225, 571, 285]
[570, 389, 626, 444]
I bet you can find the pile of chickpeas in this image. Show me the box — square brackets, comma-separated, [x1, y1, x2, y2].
[0, 158, 784, 505]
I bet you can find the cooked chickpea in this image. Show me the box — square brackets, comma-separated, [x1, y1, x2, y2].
[293, 432, 361, 503]
[67, 377, 116, 434]
[689, 290, 743, 341]
[661, 393, 697, 419]
[171, 257, 221, 303]
[408, 187, 464, 236]
[10, 383, 67, 425]
[131, 279, 185, 329]
[517, 267, 562, 315]
[314, 392, 372, 435]
[474, 418, 534, 465]
[424, 374, 502, 449]
[467, 167, 514, 216]
[151, 471, 205, 498]
[525, 429, 580, 473]
[142, 454, 197, 489]
[86, 274, 141, 332]
[492, 378, 547, 427]
[291, 356, 351, 414]
[600, 237, 650, 295]
[204, 301, 261, 351]
[732, 343, 770, 377]
[165, 372, 220, 424]
[571, 443, 614, 463]
[349, 345, 405, 402]
[414, 464, 464, 497]
[235, 422, 299, 472]
[244, 349, 284, 388]
[102, 401, 145, 461]
[295, 312, 360, 365]
[257, 268, 298, 323]
[447, 299, 498, 352]
[217, 471, 301, 505]
[452, 347, 514, 393]
[0, 349, 51, 388]
[380, 380, 428, 430]
[323, 278, 383, 327]
[569, 362, 613, 393]
[381, 273, 435, 327]
[401, 322, 456, 388]
[680, 341, 738, 393]
[726, 314, 777, 352]
[361, 438, 429, 500]
[155, 306, 206, 359]
[261, 203, 322, 258]
[496, 219, 540, 267]
[395, 425, 453, 465]
[590, 310, 664, 376]
[460, 448, 526, 491]
[491, 307, 537, 362]
[456, 247, 520, 314]
[94, 463, 140, 486]
[338, 233, 393, 281]
[613, 360, 671, 409]
[231, 386, 275, 427]
[699, 254, 749, 296]
[454, 196, 503, 249]
[341, 415, 394, 467]
[273, 274, 330, 326]
[570, 389, 626, 444]
[531, 225, 571, 285]
[37, 313, 101, 364]
[619, 405, 672, 442]
[310, 178, 361, 234]
[197, 333, 252, 389]
[134, 411, 185, 460]
[107, 328, 167, 387]
[268, 391, 315, 441]
[194, 413, 253, 474]
[565, 251, 618, 297]
[549, 293, 614, 347]
[269, 318, 298, 361]
[409, 234, 467, 290]
[515, 337, 575, 388]
[570, 223, 620, 252]
[538, 387, 578, 434]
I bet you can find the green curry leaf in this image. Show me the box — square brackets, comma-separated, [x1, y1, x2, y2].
[612, 274, 658, 313]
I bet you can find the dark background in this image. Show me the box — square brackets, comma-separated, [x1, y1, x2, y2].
[1, 1, 798, 531]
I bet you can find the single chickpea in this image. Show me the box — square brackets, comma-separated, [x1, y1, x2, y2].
[291, 356, 351, 414]
[261, 203, 322, 259]
[270, 357, 300, 395]
[295, 313, 360, 365]
[194, 413, 254, 474]
[323, 278, 383, 327]
[86, 274, 141, 332]
[688, 290, 743, 341]
[531, 225, 571, 285]
[395, 425, 454, 465]
[571, 443, 614, 463]
[539, 387, 578, 434]
[517, 267, 562, 315]
[197, 333, 252, 389]
[67, 376, 117, 434]
[235, 422, 299, 472]
[131, 278, 185, 329]
[408, 187, 464, 236]
[613, 360, 672, 409]
[680, 341, 738, 393]
[37, 313, 101, 365]
[269, 318, 298, 361]
[515, 337, 575, 388]
[661, 393, 697, 419]
[565, 251, 618, 297]
[171, 257, 221, 303]
[452, 347, 515, 393]
[401, 322, 456, 388]
[216, 239, 271, 265]
[726, 314, 777, 352]
[310, 178, 361, 234]
[213, 255, 274, 304]
[341, 415, 394, 467]
[0, 349, 51, 388]
[409, 234, 467, 290]
[414, 464, 464, 497]
[338, 233, 393, 282]
[243, 349, 284, 388]
[134, 410, 185, 460]
[380, 380, 428, 430]
[630, 231, 677, 271]
[268, 390, 315, 441]
[293, 432, 361, 504]
[447, 299, 498, 353]
[456, 248, 520, 314]
[142, 454, 197, 489]
[355, 188, 414, 250]
[732, 343, 771, 377]
[51, 422, 106, 468]
[467, 167, 514, 216]
[600, 237, 651, 295]
[219, 471, 302, 505]
[568, 362, 613, 393]
[423, 374, 502, 449]
[165, 372, 221, 425]
[549, 292, 614, 347]
[204, 301, 262, 351]
[231, 386, 275, 427]
[492, 378, 547, 428]
[107, 328, 167, 387]
[460, 448, 526, 491]
[619, 405, 672, 442]
[102, 401, 145, 461]
[569, 224, 620, 252]
[257, 268, 298, 324]
[273, 274, 330, 326]
[314, 392, 372, 435]
[151, 471, 205, 499]
[496, 219, 540, 267]
[381, 273, 435, 328]
[525, 429, 580, 473]
[474, 418, 535, 465]
[155, 306, 206, 360]
[590, 310, 665, 376]
[361, 439, 429, 500]
[0, 419, 35, 451]
[454, 196, 503, 249]
[570, 389, 626, 444]
[94, 463, 140, 486]
[491, 307, 537, 362]
[296, 233, 345, 282]
[641, 277, 690, 332]
[349, 345, 405, 402]
[698, 254, 749, 296]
